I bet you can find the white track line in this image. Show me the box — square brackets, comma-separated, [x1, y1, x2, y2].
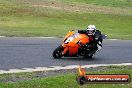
[0, 36, 120, 40]
[0, 63, 132, 74]
[33, 37, 56, 38]
[0, 37, 57, 38]
[0, 36, 5, 37]
[107, 39, 119, 40]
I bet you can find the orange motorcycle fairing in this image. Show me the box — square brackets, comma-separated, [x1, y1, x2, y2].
[77, 34, 89, 44]
[61, 31, 90, 56]
[63, 31, 75, 42]
[68, 46, 78, 56]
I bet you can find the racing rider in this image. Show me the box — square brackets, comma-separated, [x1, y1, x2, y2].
[78, 25, 102, 56]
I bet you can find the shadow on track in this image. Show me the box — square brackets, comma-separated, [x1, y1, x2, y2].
[52, 57, 102, 62]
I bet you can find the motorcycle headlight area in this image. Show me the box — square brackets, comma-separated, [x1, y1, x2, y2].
[64, 37, 74, 43]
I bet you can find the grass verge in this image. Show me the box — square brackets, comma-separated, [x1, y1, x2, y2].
[60, 0, 132, 8]
[0, 65, 132, 88]
[0, 0, 131, 39]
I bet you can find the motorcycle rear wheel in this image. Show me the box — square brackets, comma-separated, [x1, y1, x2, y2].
[83, 54, 93, 59]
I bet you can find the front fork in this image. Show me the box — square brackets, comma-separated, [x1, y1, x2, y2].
[61, 44, 68, 55]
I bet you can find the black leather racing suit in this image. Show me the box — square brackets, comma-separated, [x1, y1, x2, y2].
[78, 30, 102, 54]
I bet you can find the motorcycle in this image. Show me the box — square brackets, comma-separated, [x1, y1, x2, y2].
[53, 30, 107, 59]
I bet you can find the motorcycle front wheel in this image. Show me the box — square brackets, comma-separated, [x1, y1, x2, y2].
[53, 45, 64, 59]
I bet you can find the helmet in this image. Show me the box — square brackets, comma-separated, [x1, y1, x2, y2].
[87, 25, 96, 35]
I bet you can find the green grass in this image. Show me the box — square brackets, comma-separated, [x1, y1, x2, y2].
[0, 13, 131, 39]
[0, 0, 132, 39]
[60, 0, 132, 8]
[0, 66, 132, 88]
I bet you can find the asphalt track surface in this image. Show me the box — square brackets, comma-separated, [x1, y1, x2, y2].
[0, 37, 132, 70]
